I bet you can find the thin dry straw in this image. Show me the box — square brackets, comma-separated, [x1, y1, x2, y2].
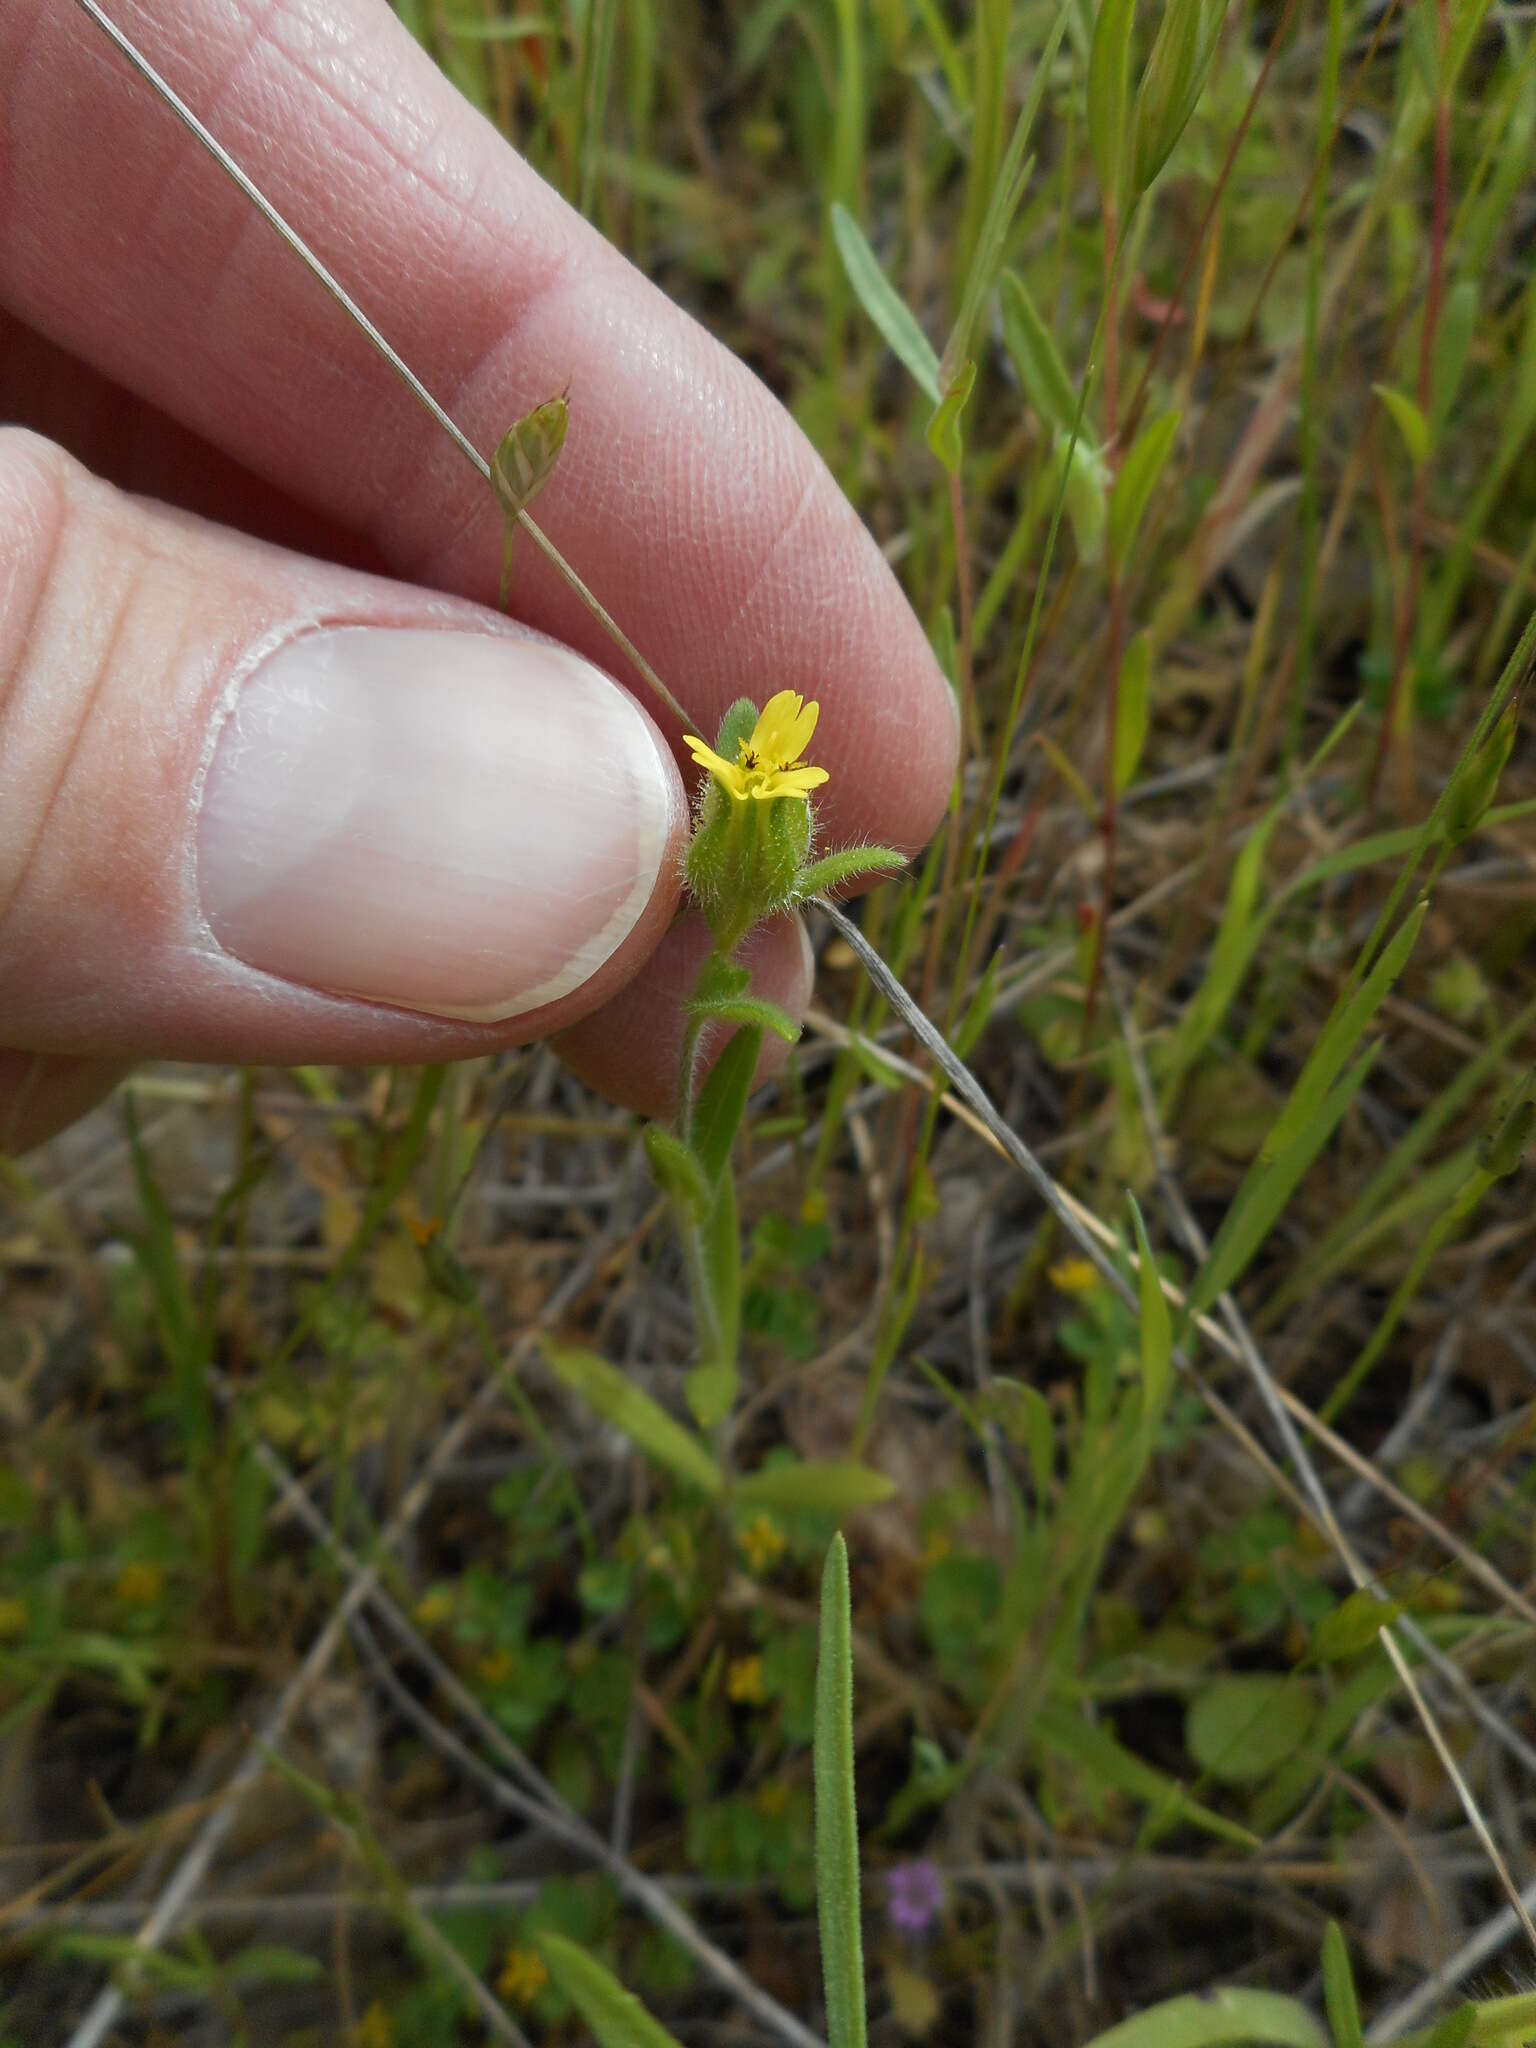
[67, 0, 691, 731]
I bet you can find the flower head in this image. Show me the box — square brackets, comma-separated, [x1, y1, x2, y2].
[886, 1858, 945, 1936]
[685, 690, 830, 804]
[497, 1946, 549, 2006]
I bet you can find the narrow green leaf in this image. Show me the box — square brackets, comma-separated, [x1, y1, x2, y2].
[1189, 1046, 1377, 1316]
[815, 1533, 867, 2048]
[1108, 410, 1181, 569]
[1113, 633, 1152, 795]
[1420, 2009, 1477, 2048]
[1132, 0, 1208, 192]
[692, 1024, 764, 1182]
[829, 204, 941, 403]
[642, 1124, 711, 1216]
[684, 990, 800, 1043]
[1034, 1701, 1258, 1847]
[926, 359, 977, 475]
[1313, 1589, 1405, 1663]
[1429, 277, 1478, 449]
[796, 846, 907, 900]
[1000, 268, 1080, 436]
[1082, 1990, 1329, 2048]
[953, 950, 1002, 1062]
[546, 1346, 723, 1495]
[1321, 1923, 1364, 2048]
[687, 1173, 740, 1427]
[1087, 0, 1138, 206]
[1127, 1195, 1171, 1433]
[1258, 900, 1426, 1173]
[737, 1461, 896, 1514]
[1373, 382, 1429, 466]
[537, 1932, 687, 2048]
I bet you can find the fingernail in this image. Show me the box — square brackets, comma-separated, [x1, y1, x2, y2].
[197, 627, 675, 1022]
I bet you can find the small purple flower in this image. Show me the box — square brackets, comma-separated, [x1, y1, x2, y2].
[886, 1858, 944, 1936]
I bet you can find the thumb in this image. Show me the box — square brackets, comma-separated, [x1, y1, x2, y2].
[0, 429, 686, 1072]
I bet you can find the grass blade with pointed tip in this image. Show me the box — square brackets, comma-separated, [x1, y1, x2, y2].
[815, 1533, 866, 2048]
[537, 1933, 687, 2048]
[545, 1346, 723, 1495]
[829, 204, 941, 403]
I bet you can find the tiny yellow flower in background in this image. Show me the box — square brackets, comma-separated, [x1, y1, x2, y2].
[1048, 1257, 1100, 1296]
[115, 1563, 163, 1607]
[755, 1777, 791, 1818]
[739, 1513, 787, 1574]
[685, 691, 830, 803]
[353, 2000, 394, 2048]
[498, 1946, 549, 2005]
[476, 1648, 516, 1687]
[0, 1598, 28, 1640]
[727, 1653, 767, 1704]
[413, 1587, 455, 1631]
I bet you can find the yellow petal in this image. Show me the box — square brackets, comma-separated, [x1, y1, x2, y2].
[753, 689, 814, 765]
[774, 764, 830, 795]
[780, 694, 820, 764]
[685, 735, 749, 799]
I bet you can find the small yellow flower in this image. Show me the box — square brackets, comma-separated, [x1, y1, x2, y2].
[115, 1563, 163, 1607]
[739, 1514, 786, 1574]
[685, 691, 830, 803]
[727, 1653, 767, 1705]
[476, 1648, 516, 1687]
[413, 1587, 455, 1630]
[1048, 1257, 1100, 1296]
[498, 1946, 549, 2005]
[0, 1598, 28, 1640]
[353, 2000, 394, 2048]
[755, 1777, 791, 1818]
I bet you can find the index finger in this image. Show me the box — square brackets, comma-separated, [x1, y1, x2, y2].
[0, 0, 957, 857]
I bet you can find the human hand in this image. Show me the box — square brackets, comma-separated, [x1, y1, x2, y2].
[0, 0, 957, 1151]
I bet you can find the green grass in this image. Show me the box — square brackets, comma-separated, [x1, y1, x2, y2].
[5, 0, 1536, 2042]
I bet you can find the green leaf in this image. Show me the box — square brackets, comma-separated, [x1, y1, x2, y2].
[829, 204, 941, 404]
[1082, 1990, 1329, 2048]
[545, 1346, 723, 1495]
[687, 1173, 740, 1427]
[683, 991, 800, 1044]
[1057, 431, 1110, 565]
[1429, 278, 1478, 450]
[1420, 2008, 1477, 2048]
[1087, 0, 1138, 207]
[692, 1024, 764, 1182]
[537, 1932, 687, 2048]
[925, 359, 977, 475]
[1313, 1588, 1404, 1663]
[1321, 1923, 1364, 2048]
[1127, 1195, 1171, 1433]
[1132, 0, 1209, 193]
[1373, 382, 1429, 466]
[953, 950, 1002, 1062]
[815, 1534, 867, 2048]
[1033, 1701, 1258, 1847]
[795, 846, 907, 900]
[737, 1461, 896, 1514]
[642, 1125, 711, 1216]
[1000, 269, 1080, 436]
[1113, 633, 1152, 795]
[1108, 410, 1180, 569]
[1186, 1674, 1316, 1784]
[1189, 1047, 1377, 1317]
